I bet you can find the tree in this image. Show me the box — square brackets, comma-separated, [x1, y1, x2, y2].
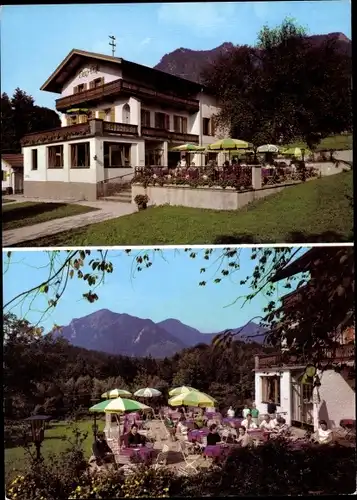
[1, 88, 61, 154]
[203, 18, 352, 149]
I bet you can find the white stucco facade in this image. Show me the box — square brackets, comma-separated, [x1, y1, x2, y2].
[254, 367, 355, 430]
[2, 159, 24, 194]
[61, 61, 122, 97]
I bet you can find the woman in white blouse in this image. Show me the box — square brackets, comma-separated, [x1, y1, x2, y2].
[314, 420, 333, 444]
[260, 414, 276, 431]
[241, 413, 257, 429]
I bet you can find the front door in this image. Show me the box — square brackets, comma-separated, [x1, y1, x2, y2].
[14, 171, 24, 194]
[291, 374, 314, 428]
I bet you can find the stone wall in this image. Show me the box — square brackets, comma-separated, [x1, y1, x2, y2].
[132, 183, 297, 211]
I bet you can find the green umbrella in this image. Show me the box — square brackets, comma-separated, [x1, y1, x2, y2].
[170, 144, 205, 152]
[89, 399, 113, 412]
[104, 397, 151, 413]
[282, 147, 312, 158]
[168, 390, 217, 408]
[208, 138, 253, 151]
[66, 108, 90, 115]
[101, 388, 132, 399]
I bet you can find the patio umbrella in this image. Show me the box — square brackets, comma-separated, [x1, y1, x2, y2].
[134, 388, 162, 398]
[104, 397, 151, 413]
[66, 108, 90, 114]
[257, 144, 280, 153]
[169, 386, 198, 397]
[282, 147, 312, 158]
[101, 388, 132, 399]
[168, 390, 217, 408]
[207, 138, 253, 151]
[170, 144, 206, 152]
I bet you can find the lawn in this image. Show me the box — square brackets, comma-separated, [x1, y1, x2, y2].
[5, 418, 103, 484]
[283, 133, 352, 151]
[16, 171, 353, 246]
[3, 201, 98, 231]
[2, 198, 16, 204]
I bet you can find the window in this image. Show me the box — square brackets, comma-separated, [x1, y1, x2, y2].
[89, 77, 104, 89]
[104, 142, 131, 168]
[2, 170, 6, 181]
[123, 104, 131, 124]
[155, 112, 169, 129]
[70, 142, 90, 168]
[261, 376, 281, 405]
[173, 115, 188, 133]
[77, 83, 86, 92]
[141, 109, 151, 127]
[203, 118, 211, 135]
[98, 110, 106, 121]
[48, 145, 64, 168]
[31, 149, 38, 170]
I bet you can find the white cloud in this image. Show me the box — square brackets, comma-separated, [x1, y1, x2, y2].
[139, 37, 152, 47]
[157, 2, 237, 35]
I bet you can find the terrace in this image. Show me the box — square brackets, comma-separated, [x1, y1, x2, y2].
[255, 344, 355, 370]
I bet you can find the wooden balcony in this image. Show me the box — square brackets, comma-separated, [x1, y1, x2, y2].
[103, 121, 138, 136]
[56, 78, 200, 113]
[141, 127, 199, 143]
[21, 123, 90, 146]
[255, 344, 355, 370]
[21, 120, 138, 147]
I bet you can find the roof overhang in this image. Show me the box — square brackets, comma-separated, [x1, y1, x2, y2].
[41, 49, 124, 93]
[40, 49, 206, 95]
[270, 247, 322, 282]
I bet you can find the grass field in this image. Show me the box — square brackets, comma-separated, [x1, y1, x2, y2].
[3, 201, 98, 231]
[17, 171, 353, 246]
[5, 418, 104, 484]
[283, 133, 352, 151]
[2, 198, 16, 204]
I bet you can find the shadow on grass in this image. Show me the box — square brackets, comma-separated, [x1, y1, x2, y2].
[3, 203, 67, 224]
[213, 230, 352, 244]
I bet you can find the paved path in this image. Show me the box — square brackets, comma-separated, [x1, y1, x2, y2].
[3, 197, 136, 247]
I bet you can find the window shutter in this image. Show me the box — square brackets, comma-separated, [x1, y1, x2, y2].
[79, 114, 88, 123]
[173, 116, 179, 132]
[83, 83, 87, 91]
[182, 117, 188, 133]
[165, 114, 170, 130]
[101, 77, 105, 85]
[73, 86, 78, 94]
[98, 110, 106, 120]
[211, 118, 215, 136]
[89, 80, 95, 89]
[110, 108, 115, 122]
[155, 112, 159, 128]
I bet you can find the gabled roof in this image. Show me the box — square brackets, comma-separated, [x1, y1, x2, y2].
[2, 154, 24, 168]
[41, 49, 204, 94]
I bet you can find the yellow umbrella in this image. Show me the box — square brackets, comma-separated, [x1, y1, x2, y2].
[169, 386, 198, 397]
[168, 390, 216, 408]
[208, 138, 253, 150]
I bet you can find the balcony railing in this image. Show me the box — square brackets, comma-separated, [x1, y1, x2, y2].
[141, 127, 199, 143]
[21, 123, 90, 147]
[256, 344, 355, 369]
[56, 79, 200, 112]
[103, 121, 138, 136]
[21, 120, 138, 147]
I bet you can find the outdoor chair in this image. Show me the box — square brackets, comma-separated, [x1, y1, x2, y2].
[153, 443, 170, 469]
[178, 440, 201, 475]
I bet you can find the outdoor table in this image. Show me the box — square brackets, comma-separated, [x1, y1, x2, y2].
[203, 444, 230, 460]
[188, 428, 209, 443]
[123, 446, 154, 464]
[222, 417, 242, 428]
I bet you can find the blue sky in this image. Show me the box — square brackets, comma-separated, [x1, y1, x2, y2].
[3, 247, 307, 334]
[1, 1, 351, 110]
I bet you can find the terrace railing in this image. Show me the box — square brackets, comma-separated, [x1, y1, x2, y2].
[262, 165, 318, 186]
[132, 165, 253, 190]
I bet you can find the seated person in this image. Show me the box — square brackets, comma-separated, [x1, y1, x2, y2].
[176, 416, 189, 439]
[194, 408, 207, 429]
[241, 413, 258, 430]
[236, 426, 251, 447]
[313, 420, 333, 444]
[271, 418, 290, 437]
[260, 414, 276, 431]
[92, 432, 115, 464]
[227, 406, 235, 418]
[206, 424, 221, 446]
[127, 424, 146, 447]
[165, 415, 176, 440]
